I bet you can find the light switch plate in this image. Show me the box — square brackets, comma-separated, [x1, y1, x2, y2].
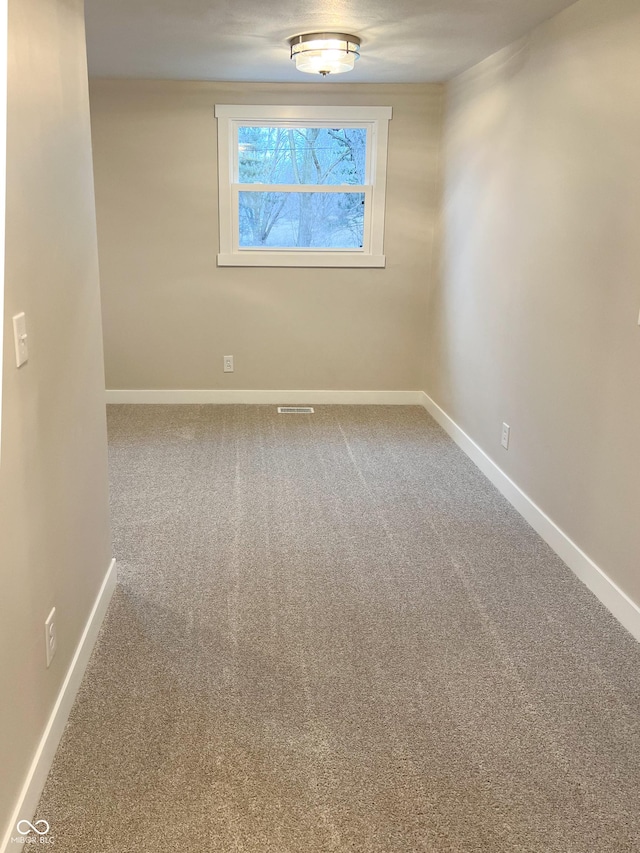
[12, 312, 28, 367]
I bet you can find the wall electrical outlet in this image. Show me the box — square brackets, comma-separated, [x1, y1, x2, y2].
[223, 355, 234, 373]
[13, 312, 29, 367]
[501, 422, 511, 450]
[45, 608, 57, 668]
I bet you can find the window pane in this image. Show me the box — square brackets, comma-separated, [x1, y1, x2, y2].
[238, 127, 367, 186]
[239, 191, 365, 248]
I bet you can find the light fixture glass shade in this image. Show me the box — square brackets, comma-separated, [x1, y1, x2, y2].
[289, 33, 360, 76]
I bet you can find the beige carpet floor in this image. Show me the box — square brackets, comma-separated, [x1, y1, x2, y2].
[37, 405, 640, 851]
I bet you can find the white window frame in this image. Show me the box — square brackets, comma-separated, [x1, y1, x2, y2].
[215, 104, 392, 268]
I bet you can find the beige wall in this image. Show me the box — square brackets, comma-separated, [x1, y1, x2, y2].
[426, 0, 640, 603]
[0, 0, 112, 834]
[89, 80, 443, 392]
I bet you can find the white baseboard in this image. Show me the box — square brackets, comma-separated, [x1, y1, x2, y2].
[419, 392, 640, 642]
[105, 389, 424, 405]
[1, 558, 117, 853]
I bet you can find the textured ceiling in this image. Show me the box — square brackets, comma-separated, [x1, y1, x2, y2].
[85, 0, 578, 83]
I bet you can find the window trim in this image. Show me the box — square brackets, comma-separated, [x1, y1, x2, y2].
[215, 104, 392, 268]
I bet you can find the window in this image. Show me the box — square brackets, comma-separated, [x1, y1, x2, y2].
[215, 105, 392, 268]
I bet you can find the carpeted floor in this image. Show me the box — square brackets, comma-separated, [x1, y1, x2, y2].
[37, 405, 640, 851]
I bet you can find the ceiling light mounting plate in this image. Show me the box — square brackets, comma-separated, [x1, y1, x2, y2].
[289, 32, 361, 77]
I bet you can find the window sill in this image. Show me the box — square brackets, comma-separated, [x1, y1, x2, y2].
[217, 252, 386, 269]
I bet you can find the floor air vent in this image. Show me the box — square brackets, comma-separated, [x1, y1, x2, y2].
[277, 406, 315, 414]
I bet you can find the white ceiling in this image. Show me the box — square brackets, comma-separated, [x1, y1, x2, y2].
[84, 0, 578, 83]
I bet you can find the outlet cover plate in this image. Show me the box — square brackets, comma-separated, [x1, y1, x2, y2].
[501, 423, 510, 450]
[45, 607, 57, 668]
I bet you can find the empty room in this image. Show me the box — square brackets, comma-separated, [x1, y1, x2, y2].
[1, 0, 639, 850]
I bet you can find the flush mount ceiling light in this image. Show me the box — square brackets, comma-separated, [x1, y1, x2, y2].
[289, 32, 361, 77]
